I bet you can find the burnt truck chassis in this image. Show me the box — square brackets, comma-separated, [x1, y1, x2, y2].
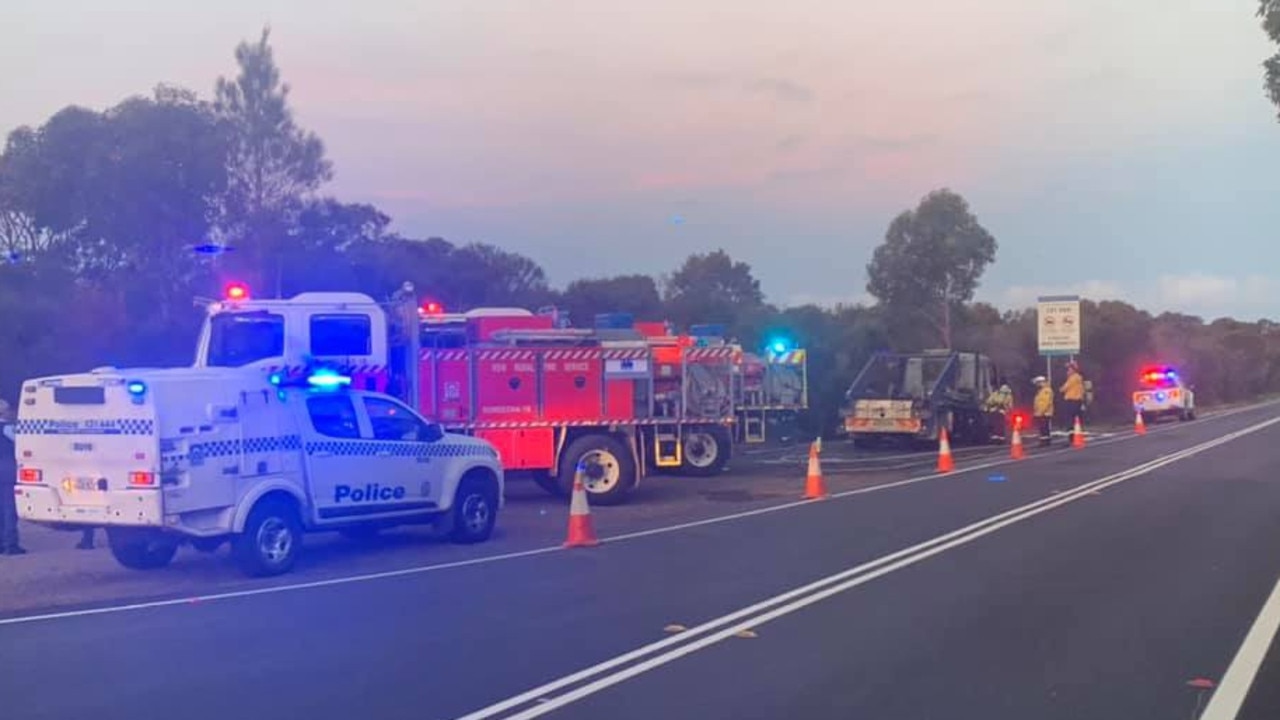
[842, 350, 1000, 448]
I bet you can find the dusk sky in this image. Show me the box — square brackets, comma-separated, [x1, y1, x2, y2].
[3, 0, 1279, 320]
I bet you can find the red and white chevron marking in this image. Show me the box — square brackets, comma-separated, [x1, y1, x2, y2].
[421, 350, 469, 362]
[543, 349, 601, 360]
[477, 350, 538, 361]
[686, 348, 740, 360]
[602, 349, 648, 359]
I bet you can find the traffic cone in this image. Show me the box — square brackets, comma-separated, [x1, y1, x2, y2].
[1010, 418, 1025, 460]
[937, 428, 955, 473]
[1134, 411, 1147, 435]
[803, 440, 828, 500]
[563, 467, 600, 548]
[1072, 416, 1086, 449]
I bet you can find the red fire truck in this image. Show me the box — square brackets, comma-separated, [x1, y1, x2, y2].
[194, 282, 807, 505]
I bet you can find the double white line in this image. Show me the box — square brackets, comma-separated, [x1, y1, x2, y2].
[459, 414, 1280, 720]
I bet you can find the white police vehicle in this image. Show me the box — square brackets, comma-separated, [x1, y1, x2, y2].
[1133, 365, 1197, 424]
[12, 365, 504, 577]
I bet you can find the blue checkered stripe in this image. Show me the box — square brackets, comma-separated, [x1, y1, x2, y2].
[304, 440, 496, 460]
[15, 418, 155, 436]
[165, 435, 303, 464]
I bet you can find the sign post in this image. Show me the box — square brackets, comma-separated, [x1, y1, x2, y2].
[1037, 295, 1081, 386]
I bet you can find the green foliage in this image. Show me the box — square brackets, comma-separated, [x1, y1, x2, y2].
[1261, 1, 1280, 120]
[866, 189, 997, 349]
[663, 249, 767, 337]
[215, 27, 333, 293]
[560, 275, 665, 327]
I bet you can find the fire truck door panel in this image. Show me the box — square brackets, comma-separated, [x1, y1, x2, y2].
[478, 428, 554, 470]
[475, 352, 538, 422]
[434, 356, 472, 424]
[604, 378, 640, 419]
[541, 353, 603, 420]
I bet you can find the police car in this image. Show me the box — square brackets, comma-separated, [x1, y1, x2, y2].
[12, 365, 504, 577]
[1133, 365, 1196, 424]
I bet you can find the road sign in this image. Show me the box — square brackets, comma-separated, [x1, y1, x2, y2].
[1037, 295, 1080, 356]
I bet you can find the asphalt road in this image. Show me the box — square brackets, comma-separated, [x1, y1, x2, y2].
[3, 403, 1280, 720]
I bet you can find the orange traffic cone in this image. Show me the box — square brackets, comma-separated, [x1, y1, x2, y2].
[1072, 416, 1086, 449]
[1010, 418, 1025, 460]
[564, 467, 600, 548]
[803, 440, 828, 500]
[1134, 411, 1147, 435]
[937, 428, 955, 472]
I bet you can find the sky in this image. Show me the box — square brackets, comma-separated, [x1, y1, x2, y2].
[2, 0, 1279, 321]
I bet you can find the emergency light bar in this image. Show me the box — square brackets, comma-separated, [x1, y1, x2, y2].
[224, 282, 250, 301]
[268, 367, 353, 391]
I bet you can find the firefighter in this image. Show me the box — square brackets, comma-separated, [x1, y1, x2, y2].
[1033, 376, 1054, 446]
[1060, 361, 1086, 440]
[983, 380, 1014, 441]
[0, 399, 24, 555]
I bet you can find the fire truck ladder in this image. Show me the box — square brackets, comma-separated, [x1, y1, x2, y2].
[653, 423, 683, 468]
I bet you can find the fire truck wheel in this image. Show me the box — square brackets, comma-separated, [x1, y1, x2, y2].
[233, 497, 303, 578]
[680, 426, 731, 477]
[107, 529, 179, 570]
[558, 435, 636, 506]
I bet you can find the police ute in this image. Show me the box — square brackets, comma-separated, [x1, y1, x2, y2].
[12, 365, 504, 577]
[1133, 365, 1196, 424]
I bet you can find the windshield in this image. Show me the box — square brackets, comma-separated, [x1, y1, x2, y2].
[206, 312, 285, 367]
[851, 355, 952, 399]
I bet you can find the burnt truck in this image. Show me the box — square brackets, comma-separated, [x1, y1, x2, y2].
[841, 350, 1001, 447]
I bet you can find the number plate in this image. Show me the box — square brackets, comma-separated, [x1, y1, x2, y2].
[62, 477, 101, 492]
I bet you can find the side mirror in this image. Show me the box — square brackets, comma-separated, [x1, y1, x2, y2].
[420, 423, 445, 443]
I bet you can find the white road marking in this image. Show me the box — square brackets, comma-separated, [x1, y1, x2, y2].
[458, 415, 1280, 720]
[0, 401, 1272, 628]
[1198, 572, 1280, 719]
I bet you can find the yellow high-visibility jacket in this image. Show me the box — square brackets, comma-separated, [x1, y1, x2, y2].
[1034, 386, 1054, 417]
[1060, 371, 1085, 401]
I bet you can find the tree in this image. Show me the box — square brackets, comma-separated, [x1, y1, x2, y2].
[1261, 1, 1280, 120]
[560, 275, 664, 327]
[866, 189, 997, 349]
[215, 27, 332, 294]
[663, 249, 767, 334]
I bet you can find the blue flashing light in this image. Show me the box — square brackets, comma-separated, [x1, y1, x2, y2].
[268, 372, 284, 386]
[767, 338, 791, 355]
[1155, 391, 1168, 402]
[126, 380, 147, 397]
[306, 368, 352, 390]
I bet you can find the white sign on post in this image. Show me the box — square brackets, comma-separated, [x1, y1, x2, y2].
[1037, 295, 1081, 356]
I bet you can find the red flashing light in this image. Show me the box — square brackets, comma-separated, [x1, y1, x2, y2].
[224, 282, 250, 301]
[420, 300, 444, 316]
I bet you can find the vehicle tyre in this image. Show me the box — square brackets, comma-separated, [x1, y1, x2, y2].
[449, 472, 500, 545]
[679, 425, 732, 477]
[233, 498, 303, 578]
[1187, 408, 1197, 420]
[107, 529, 179, 570]
[557, 434, 636, 506]
[1141, 412, 1155, 427]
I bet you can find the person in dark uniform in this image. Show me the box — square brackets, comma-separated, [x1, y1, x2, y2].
[0, 399, 26, 555]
